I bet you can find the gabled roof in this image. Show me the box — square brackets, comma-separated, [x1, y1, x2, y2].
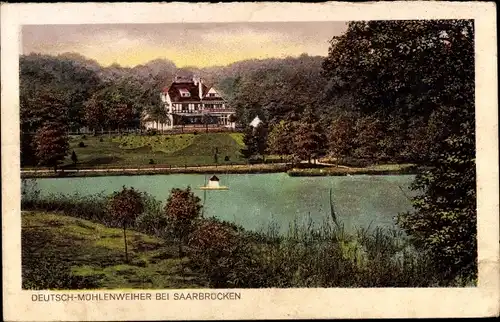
[250, 116, 262, 127]
[167, 81, 209, 102]
[209, 175, 220, 181]
[201, 92, 225, 101]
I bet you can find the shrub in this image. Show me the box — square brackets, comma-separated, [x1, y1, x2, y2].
[146, 129, 158, 136]
[81, 135, 87, 139]
[188, 219, 266, 288]
[337, 157, 374, 167]
[164, 187, 202, 256]
[149, 159, 155, 165]
[21, 179, 40, 209]
[78, 142, 85, 148]
[99, 138, 103, 142]
[224, 156, 230, 162]
[134, 193, 168, 237]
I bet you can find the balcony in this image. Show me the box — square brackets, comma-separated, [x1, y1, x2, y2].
[170, 108, 235, 115]
[200, 107, 235, 113]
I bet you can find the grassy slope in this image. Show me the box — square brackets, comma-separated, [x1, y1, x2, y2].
[22, 212, 204, 289]
[111, 134, 196, 154]
[62, 132, 245, 168]
[171, 133, 244, 165]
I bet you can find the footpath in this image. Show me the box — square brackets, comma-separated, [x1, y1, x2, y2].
[20, 160, 417, 179]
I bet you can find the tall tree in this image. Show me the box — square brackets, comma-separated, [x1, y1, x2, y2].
[327, 113, 356, 164]
[26, 90, 70, 172]
[240, 124, 268, 162]
[322, 20, 475, 162]
[267, 120, 294, 159]
[33, 122, 69, 172]
[292, 108, 325, 163]
[112, 103, 134, 133]
[84, 96, 107, 134]
[322, 20, 476, 280]
[240, 126, 257, 161]
[108, 187, 145, 263]
[398, 104, 476, 282]
[351, 115, 383, 161]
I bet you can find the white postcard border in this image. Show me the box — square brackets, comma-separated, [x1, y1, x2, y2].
[1, 2, 499, 320]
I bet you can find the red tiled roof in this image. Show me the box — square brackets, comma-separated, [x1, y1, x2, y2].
[165, 80, 226, 103]
[167, 81, 208, 102]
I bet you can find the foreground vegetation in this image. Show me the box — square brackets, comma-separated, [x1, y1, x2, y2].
[22, 212, 202, 289]
[21, 181, 476, 289]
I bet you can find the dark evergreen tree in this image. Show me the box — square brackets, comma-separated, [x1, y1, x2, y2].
[292, 108, 325, 163]
[240, 126, 257, 161]
[71, 150, 78, 165]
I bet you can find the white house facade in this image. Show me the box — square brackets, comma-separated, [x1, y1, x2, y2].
[143, 76, 236, 130]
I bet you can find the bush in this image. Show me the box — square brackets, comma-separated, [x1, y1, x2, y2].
[81, 135, 87, 139]
[146, 129, 158, 136]
[188, 219, 267, 288]
[24, 193, 112, 225]
[21, 185, 169, 238]
[78, 142, 85, 148]
[149, 159, 155, 165]
[99, 138, 103, 142]
[134, 193, 169, 237]
[224, 156, 230, 162]
[164, 187, 202, 256]
[21, 179, 40, 209]
[337, 157, 374, 167]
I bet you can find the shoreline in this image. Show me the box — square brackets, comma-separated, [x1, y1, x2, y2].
[21, 163, 420, 179]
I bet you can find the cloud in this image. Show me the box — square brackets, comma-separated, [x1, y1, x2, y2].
[22, 22, 348, 67]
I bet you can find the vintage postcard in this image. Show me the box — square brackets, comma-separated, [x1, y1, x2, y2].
[1, 1, 499, 321]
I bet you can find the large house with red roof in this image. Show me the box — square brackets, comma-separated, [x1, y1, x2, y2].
[143, 76, 236, 131]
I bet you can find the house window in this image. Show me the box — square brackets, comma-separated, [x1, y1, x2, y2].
[179, 88, 191, 97]
[209, 93, 216, 97]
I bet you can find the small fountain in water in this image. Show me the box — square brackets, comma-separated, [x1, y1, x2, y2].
[200, 175, 228, 190]
[198, 175, 228, 218]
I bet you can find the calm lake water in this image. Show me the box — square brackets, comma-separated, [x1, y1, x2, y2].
[34, 173, 417, 233]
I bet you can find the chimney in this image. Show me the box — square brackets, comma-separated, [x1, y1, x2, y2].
[198, 78, 203, 99]
[193, 75, 198, 86]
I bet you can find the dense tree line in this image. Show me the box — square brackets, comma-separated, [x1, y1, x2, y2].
[19, 54, 169, 166]
[321, 20, 476, 282]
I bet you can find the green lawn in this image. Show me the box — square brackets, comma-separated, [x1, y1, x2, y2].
[22, 212, 204, 289]
[229, 133, 244, 147]
[59, 132, 245, 168]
